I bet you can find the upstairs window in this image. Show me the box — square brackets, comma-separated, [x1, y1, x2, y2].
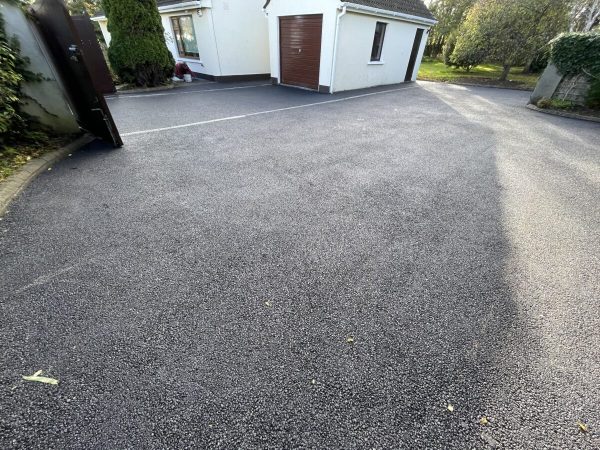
[370, 22, 387, 62]
[171, 15, 199, 59]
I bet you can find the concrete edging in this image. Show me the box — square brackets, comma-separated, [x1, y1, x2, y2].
[526, 104, 600, 124]
[0, 134, 94, 217]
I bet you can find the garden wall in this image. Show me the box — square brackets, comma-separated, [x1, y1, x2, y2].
[0, 1, 79, 133]
[553, 74, 591, 105]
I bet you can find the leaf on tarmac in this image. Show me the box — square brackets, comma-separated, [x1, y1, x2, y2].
[311, 379, 316, 385]
[22, 370, 59, 385]
[577, 421, 589, 433]
[346, 336, 355, 344]
[479, 416, 489, 425]
[264, 300, 272, 307]
[447, 404, 454, 412]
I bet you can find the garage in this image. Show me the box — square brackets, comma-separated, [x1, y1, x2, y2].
[279, 15, 323, 90]
[266, 0, 436, 93]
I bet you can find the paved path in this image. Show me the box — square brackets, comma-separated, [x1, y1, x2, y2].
[1, 82, 599, 448]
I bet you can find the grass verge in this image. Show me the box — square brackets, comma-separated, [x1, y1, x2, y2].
[418, 58, 540, 90]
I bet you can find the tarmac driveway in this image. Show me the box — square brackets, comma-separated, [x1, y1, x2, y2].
[1, 81, 599, 449]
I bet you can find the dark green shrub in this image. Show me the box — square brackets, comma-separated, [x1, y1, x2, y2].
[103, 0, 174, 87]
[587, 78, 600, 108]
[550, 32, 600, 109]
[549, 32, 600, 77]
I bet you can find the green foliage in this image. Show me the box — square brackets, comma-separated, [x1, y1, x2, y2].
[587, 78, 600, 107]
[451, 0, 569, 80]
[66, 0, 101, 15]
[549, 32, 600, 76]
[426, 0, 476, 56]
[536, 97, 575, 109]
[550, 32, 600, 108]
[103, 0, 174, 87]
[0, 10, 41, 149]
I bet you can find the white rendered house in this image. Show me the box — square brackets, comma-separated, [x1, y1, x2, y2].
[264, 0, 436, 92]
[93, 0, 271, 81]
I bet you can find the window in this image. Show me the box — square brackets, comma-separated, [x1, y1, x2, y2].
[171, 15, 199, 59]
[370, 22, 387, 62]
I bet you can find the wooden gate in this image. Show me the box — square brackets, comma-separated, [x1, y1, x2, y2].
[30, 0, 122, 147]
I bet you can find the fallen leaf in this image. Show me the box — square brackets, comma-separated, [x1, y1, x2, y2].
[22, 370, 59, 385]
[264, 300, 272, 307]
[26, 156, 31, 161]
[346, 336, 355, 344]
[480, 416, 489, 425]
[577, 421, 589, 433]
[311, 379, 316, 385]
[447, 404, 454, 412]
[47, 167, 52, 171]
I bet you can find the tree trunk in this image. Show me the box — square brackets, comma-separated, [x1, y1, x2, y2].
[499, 64, 511, 81]
[522, 60, 533, 74]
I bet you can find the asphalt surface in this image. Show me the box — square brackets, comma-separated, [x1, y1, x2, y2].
[1, 81, 599, 449]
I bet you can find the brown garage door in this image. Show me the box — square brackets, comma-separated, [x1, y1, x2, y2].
[279, 14, 322, 91]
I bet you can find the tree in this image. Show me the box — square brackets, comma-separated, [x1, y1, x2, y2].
[569, 0, 600, 31]
[451, 0, 569, 80]
[426, 0, 476, 56]
[66, 0, 101, 15]
[102, 0, 174, 87]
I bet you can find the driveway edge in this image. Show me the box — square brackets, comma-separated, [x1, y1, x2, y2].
[526, 104, 600, 123]
[0, 134, 94, 217]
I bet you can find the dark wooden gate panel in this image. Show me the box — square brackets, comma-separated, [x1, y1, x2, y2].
[30, 0, 122, 147]
[279, 15, 322, 90]
[405, 28, 424, 82]
[72, 14, 115, 95]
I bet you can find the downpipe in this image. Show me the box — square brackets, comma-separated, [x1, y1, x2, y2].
[329, 5, 347, 94]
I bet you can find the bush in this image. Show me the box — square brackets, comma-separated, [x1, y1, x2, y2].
[550, 32, 600, 109]
[549, 32, 600, 77]
[103, 0, 174, 87]
[587, 78, 600, 108]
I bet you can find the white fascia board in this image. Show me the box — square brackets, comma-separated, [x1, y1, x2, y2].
[340, 2, 437, 26]
[158, 1, 206, 13]
[91, 0, 209, 21]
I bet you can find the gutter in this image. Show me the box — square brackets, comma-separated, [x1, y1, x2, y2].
[92, 1, 206, 21]
[340, 2, 437, 26]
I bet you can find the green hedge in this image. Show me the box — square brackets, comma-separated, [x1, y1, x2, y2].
[550, 32, 600, 77]
[0, 13, 24, 143]
[103, 0, 174, 87]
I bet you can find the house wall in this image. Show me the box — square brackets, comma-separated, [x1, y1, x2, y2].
[96, 0, 269, 79]
[161, 8, 221, 77]
[333, 12, 429, 92]
[266, 0, 339, 89]
[210, 0, 270, 76]
[0, 2, 79, 134]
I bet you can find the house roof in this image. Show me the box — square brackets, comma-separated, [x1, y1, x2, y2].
[344, 0, 435, 21]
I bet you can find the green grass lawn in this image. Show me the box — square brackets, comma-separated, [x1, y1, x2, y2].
[418, 58, 540, 89]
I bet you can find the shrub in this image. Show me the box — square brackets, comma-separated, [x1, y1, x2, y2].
[103, 0, 174, 87]
[550, 32, 600, 109]
[587, 78, 600, 108]
[549, 32, 600, 77]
